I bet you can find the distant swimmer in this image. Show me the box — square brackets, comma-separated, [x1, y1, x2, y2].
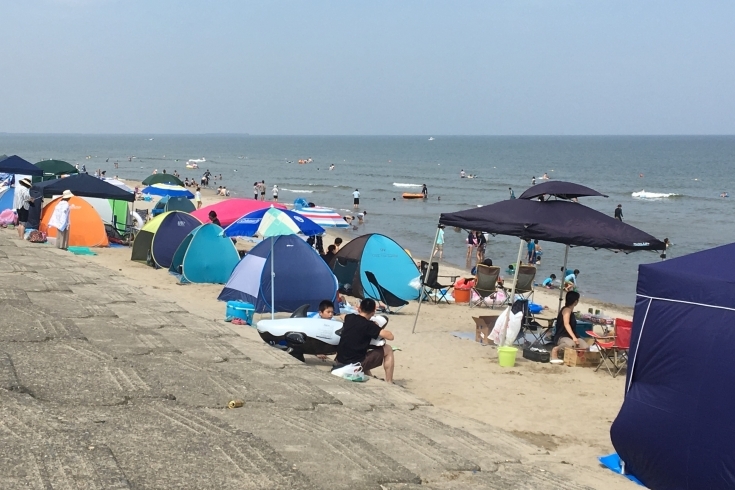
[542, 173, 549, 180]
[614, 204, 623, 221]
[639, 173, 644, 177]
[721, 192, 729, 198]
[422, 184, 428, 198]
[532, 176, 536, 185]
[329, 164, 335, 171]
[460, 169, 466, 178]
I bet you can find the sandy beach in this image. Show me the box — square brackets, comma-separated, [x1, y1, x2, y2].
[61, 181, 639, 489]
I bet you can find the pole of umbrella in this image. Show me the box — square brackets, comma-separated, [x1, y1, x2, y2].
[500, 238, 525, 346]
[270, 237, 275, 319]
[558, 244, 569, 314]
[411, 225, 441, 334]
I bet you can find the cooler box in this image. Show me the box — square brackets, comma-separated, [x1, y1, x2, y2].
[226, 301, 254, 325]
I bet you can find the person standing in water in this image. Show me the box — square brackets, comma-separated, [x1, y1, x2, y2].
[432, 225, 445, 260]
[509, 187, 516, 199]
[422, 184, 428, 199]
[352, 189, 360, 209]
[614, 204, 623, 221]
[460, 169, 466, 178]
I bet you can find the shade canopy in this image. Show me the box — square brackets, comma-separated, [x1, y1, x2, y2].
[611, 242, 735, 489]
[518, 181, 608, 200]
[32, 173, 135, 202]
[439, 199, 664, 251]
[34, 160, 78, 177]
[294, 205, 349, 228]
[0, 155, 42, 175]
[142, 184, 194, 198]
[192, 198, 285, 227]
[223, 207, 324, 238]
[142, 173, 184, 186]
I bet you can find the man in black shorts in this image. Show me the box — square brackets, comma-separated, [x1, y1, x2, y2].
[334, 298, 395, 382]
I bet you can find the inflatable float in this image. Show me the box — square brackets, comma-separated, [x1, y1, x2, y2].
[402, 193, 425, 199]
[256, 315, 387, 361]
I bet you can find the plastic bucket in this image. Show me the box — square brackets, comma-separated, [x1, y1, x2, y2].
[454, 287, 471, 303]
[226, 301, 255, 325]
[498, 346, 518, 367]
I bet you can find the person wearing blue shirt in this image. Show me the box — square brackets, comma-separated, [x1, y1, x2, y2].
[564, 269, 580, 291]
[526, 239, 536, 264]
[542, 274, 557, 288]
[432, 225, 445, 259]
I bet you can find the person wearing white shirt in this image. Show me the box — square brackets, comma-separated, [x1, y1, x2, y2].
[195, 187, 202, 209]
[14, 178, 35, 240]
[352, 189, 360, 209]
[49, 190, 73, 250]
[272, 185, 279, 202]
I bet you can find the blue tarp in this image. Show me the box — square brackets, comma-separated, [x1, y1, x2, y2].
[0, 187, 14, 211]
[0, 155, 42, 175]
[611, 242, 735, 490]
[169, 223, 239, 284]
[218, 234, 339, 314]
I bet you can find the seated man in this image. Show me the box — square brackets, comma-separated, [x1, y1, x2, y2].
[333, 298, 395, 383]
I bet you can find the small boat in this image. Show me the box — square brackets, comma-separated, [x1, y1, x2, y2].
[185, 163, 199, 169]
[402, 193, 426, 199]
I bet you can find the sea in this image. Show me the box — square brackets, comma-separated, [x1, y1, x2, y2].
[3, 134, 734, 307]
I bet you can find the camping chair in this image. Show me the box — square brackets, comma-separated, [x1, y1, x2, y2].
[419, 261, 455, 304]
[501, 265, 537, 306]
[511, 299, 543, 346]
[586, 318, 633, 378]
[470, 264, 501, 308]
[364, 271, 408, 314]
[135, 208, 149, 222]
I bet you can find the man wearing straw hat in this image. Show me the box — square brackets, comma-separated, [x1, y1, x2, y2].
[49, 190, 74, 250]
[13, 178, 35, 240]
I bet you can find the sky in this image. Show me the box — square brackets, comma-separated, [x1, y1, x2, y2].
[1, 1, 734, 135]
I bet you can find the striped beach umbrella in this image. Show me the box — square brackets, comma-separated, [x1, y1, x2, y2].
[142, 183, 194, 199]
[294, 206, 349, 228]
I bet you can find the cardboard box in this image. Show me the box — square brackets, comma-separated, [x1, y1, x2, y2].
[563, 348, 601, 367]
[474, 315, 499, 345]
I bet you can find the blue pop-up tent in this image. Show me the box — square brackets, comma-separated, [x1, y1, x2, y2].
[610, 242, 735, 489]
[169, 223, 239, 284]
[218, 234, 338, 314]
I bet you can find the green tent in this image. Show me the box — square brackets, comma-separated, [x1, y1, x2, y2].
[141, 173, 184, 186]
[34, 160, 79, 182]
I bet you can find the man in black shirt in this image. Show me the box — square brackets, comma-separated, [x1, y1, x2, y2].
[334, 298, 395, 382]
[322, 244, 337, 263]
[208, 211, 221, 227]
[614, 204, 623, 221]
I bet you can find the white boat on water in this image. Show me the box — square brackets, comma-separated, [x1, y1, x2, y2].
[428, 137, 434, 141]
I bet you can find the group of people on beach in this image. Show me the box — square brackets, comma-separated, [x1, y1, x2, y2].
[252, 181, 279, 202]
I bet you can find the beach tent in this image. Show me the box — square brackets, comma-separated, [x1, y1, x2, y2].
[32, 173, 135, 202]
[191, 199, 285, 227]
[152, 195, 195, 216]
[34, 160, 78, 182]
[168, 223, 239, 284]
[329, 233, 420, 302]
[610, 243, 735, 489]
[130, 211, 201, 268]
[142, 173, 184, 186]
[40, 196, 109, 247]
[0, 186, 14, 212]
[84, 198, 131, 233]
[218, 234, 338, 314]
[0, 155, 42, 175]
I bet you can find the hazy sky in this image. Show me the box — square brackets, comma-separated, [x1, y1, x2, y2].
[1, 1, 733, 135]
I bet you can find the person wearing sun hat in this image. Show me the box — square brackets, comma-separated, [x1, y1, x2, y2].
[49, 190, 74, 250]
[13, 178, 35, 240]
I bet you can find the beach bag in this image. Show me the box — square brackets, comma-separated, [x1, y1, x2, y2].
[29, 230, 46, 243]
[490, 307, 523, 346]
[523, 346, 550, 363]
[331, 362, 363, 378]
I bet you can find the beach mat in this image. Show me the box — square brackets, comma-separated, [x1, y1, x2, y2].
[599, 453, 645, 487]
[67, 247, 97, 256]
[109, 243, 127, 248]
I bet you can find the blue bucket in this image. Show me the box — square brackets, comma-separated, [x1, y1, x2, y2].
[226, 301, 254, 325]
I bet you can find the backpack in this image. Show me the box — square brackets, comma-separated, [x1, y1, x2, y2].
[29, 230, 47, 243]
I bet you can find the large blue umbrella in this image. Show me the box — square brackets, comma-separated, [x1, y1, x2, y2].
[223, 206, 325, 318]
[141, 184, 194, 199]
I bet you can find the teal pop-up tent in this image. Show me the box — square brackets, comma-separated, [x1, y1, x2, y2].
[169, 223, 239, 283]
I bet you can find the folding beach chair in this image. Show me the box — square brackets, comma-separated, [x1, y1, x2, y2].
[135, 208, 149, 222]
[511, 299, 543, 346]
[501, 265, 537, 305]
[586, 318, 633, 377]
[419, 261, 455, 304]
[470, 264, 501, 308]
[364, 271, 408, 314]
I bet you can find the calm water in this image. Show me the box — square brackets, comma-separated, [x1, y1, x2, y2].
[3, 134, 734, 306]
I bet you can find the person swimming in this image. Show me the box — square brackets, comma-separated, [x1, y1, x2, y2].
[542, 173, 549, 180]
[460, 169, 466, 178]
